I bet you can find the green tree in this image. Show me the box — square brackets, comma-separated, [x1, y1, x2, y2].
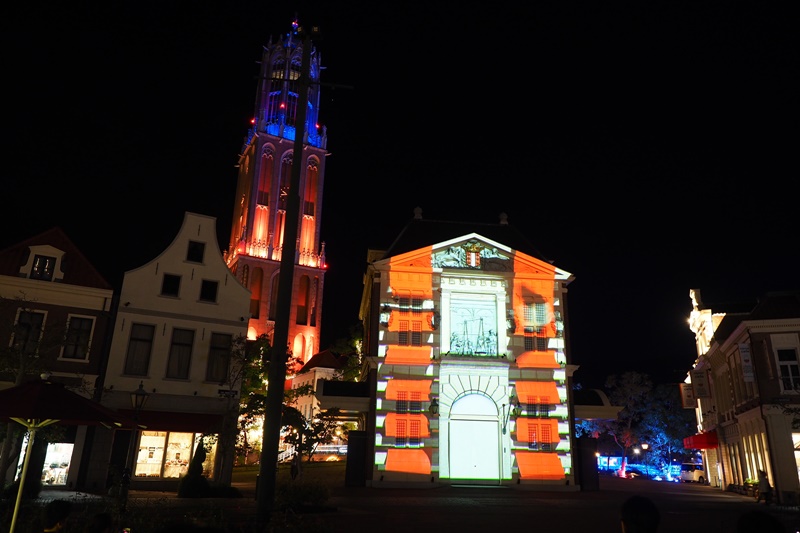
[282, 407, 344, 462]
[638, 383, 697, 473]
[234, 335, 312, 464]
[588, 372, 653, 476]
[329, 322, 364, 382]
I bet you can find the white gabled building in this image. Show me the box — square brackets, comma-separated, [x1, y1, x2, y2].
[358, 209, 581, 489]
[88, 212, 251, 491]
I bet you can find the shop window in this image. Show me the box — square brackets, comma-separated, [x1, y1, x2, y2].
[132, 430, 217, 479]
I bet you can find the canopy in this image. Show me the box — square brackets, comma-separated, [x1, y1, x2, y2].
[683, 430, 718, 449]
[0, 379, 137, 533]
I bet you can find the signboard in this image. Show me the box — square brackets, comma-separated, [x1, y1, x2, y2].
[680, 383, 696, 409]
[691, 369, 712, 398]
[739, 343, 754, 383]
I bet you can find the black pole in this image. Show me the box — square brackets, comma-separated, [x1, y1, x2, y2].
[255, 29, 312, 529]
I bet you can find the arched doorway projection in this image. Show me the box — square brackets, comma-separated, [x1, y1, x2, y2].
[448, 393, 501, 483]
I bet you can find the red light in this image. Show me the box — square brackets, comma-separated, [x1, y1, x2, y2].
[280, 103, 285, 109]
[315, 123, 320, 129]
[250, 118, 255, 124]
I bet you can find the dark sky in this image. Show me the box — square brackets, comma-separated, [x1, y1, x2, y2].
[4, 2, 796, 389]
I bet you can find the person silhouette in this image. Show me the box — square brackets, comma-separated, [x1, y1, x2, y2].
[42, 499, 72, 533]
[620, 495, 660, 533]
[757, 469, 773, 504]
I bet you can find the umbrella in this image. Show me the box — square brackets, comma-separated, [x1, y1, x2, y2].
[0, 379, 138, 533]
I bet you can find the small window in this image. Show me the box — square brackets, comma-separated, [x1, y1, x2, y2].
[535, 336, 547, 351]
[200, 280, 218, 303]
[524, 330, 534, 352]
[408, 420, 421, 447]
[396, 391, 408, 413]
[777, 348, 800, 391]
[398, 297, 410, 313]
[166, 328, 194, 379]
[30, 255, 56, 281]
[411, 321, 422, 346]
[528, 426, 538, 450]
[206, 333, 232, 382]
[161, 274, 181, 297]
[187, 241, 205, 263]
[398, 320, 409, 346]
[14, 310, 46, 355]
[62, 316, 94, 360]
[409, 392, 421, 413]
[125, 323, 155, 376]
[396, 419, 407, 447]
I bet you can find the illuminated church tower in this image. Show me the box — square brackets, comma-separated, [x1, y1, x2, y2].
[226, 20, 327, 364]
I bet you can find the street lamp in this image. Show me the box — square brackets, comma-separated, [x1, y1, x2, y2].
[641, 443, 649, 477]
[120, 381, 149, 512]
[501, 394, 521, 435]
[428, 398, 439, 415]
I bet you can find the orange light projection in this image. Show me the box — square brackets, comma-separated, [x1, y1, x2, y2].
[384, 346, 431, 365]
[516, 351, 561, 368]
[515, 451, 565, 480]
[385, 380, 432, 400]
[385, 448, 432, 475]
[515, 418, 559, 446]
[384, 414, 431, 438]
[514, 381, 561, 405]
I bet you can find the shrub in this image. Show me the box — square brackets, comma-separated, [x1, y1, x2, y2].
[208, 484, 242, 498]
[275, 480, 330, 511]
[177, 473, 211, 498]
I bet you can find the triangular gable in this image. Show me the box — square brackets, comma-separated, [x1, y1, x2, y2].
[0, 227, 112, 289]
[375, 232, 572, 280]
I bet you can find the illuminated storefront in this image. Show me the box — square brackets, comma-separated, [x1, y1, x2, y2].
[41, 443, 74, 486]
[132, 431, 216, 479]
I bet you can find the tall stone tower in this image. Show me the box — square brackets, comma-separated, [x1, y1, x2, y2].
[226, 19, 327, 364]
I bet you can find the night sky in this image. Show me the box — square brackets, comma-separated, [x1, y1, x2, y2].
[4, 2, 796, 389]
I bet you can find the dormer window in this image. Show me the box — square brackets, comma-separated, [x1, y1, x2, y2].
[187, 241, 205, 263]
[30, 255, 56, 281]
[161, 274, 181, 297]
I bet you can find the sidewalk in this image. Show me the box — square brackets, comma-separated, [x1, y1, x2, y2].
[32, 475, 799, 533]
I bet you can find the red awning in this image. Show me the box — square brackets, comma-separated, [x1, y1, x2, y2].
[120, 409, 224, 433]
[683, 430, 718, 449]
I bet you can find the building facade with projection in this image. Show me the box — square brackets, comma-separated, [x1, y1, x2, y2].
[359, 208, 579, 488]
[224, 20, 327, 365]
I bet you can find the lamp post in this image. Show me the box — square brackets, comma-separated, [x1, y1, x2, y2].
[428, 398, 439, 416]
[501, 394, 521, 435]
[120, 381, 149, 512]
[641, 443, 649, 477]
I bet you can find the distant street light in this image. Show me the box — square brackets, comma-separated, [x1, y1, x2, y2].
[641, 443, 650, 477]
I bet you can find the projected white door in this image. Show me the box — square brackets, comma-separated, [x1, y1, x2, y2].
[449, 394, 500, 481]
